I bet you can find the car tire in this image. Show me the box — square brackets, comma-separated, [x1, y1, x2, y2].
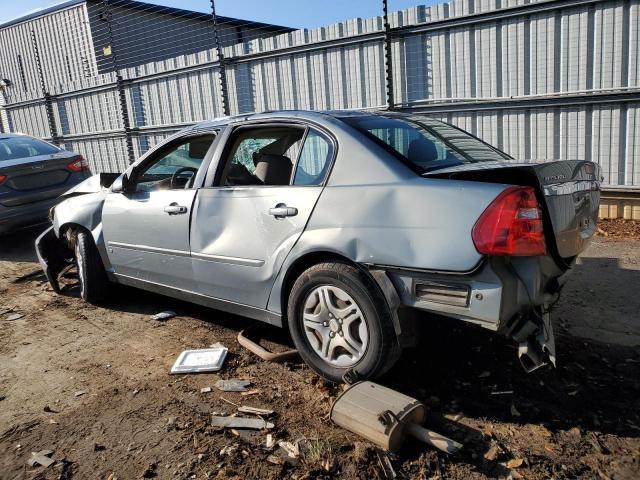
[74, 229, 109, 304]
[287, 261, 401, 383]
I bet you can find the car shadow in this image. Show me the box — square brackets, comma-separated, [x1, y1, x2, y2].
[99, 284, 256, 333]
[0, 225, 43, 263]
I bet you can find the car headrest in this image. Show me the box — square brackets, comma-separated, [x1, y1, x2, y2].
[407, 137, 438, 164]
[254, 154, 293, 185]
[226, 163, 263, 185]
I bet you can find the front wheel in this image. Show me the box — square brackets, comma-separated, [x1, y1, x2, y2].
[73, 229, 109, 304]
[287, 261, 401, 383]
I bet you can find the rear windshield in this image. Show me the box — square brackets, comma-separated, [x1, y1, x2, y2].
[341, 114, 511, 173]
[0, 136, 60, 161]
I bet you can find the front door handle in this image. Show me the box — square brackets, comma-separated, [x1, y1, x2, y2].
[269, 203, 298, 219]
[164, 203, 188, 215]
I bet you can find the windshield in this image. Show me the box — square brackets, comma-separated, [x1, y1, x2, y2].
[0, 136, 60, 161]
[341, 114, 511, 173]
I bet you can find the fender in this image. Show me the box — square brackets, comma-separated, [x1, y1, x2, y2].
[52, 190, 106, 239]
[35, 175, 111, 292]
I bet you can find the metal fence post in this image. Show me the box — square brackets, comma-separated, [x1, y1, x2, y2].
[0, 84, 8, 134]
[116, 72, 135, 164]
[100, 0, 135, 164]
[210, 0, 231, 117]
[382, 0, 395, 110]
[31, 30, 60, 144]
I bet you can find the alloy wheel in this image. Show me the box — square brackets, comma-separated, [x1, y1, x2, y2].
[302, 285, 369, 367]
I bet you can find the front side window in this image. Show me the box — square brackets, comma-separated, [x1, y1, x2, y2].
[134, 134, 215, 192]
[341, 115, 511, 173]
[0, 136, 60, 161]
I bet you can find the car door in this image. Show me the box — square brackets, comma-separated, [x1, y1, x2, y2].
[102, 133, 216, 289]
[190, 123, 335, 308]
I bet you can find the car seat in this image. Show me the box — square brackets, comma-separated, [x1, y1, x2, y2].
[254, 154, 293, 185]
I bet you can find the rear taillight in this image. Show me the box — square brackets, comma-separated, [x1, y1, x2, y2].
[0, 174, 6, 185]
[472, 186, 545, 256]
[67, 156, 89, 172]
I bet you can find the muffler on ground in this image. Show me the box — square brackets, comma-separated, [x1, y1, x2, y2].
[330, 381, 462, 454]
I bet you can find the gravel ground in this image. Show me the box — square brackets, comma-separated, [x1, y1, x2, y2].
[0, 227, 638, 479]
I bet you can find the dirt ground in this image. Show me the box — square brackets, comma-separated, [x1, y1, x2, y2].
[597, 218, 640, 239]
[0, 227, 639, 480]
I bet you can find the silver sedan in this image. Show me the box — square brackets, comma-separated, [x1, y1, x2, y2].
[36, 110, 600, 382]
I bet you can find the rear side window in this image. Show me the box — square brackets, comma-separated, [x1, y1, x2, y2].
[293, 129, 333, 186]
[221, 127, 305, 187]
[0, 136, 59, 161]
[217, 125, 333, 187]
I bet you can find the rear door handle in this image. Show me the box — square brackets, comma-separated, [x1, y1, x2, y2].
[164, 203, 188, 215]
[269, 203, 298, 218]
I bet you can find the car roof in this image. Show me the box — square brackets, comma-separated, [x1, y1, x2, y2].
[0, 132, 39, 139]
[187, 109, 411, 131]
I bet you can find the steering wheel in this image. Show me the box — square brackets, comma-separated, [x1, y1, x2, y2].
[170, 167, 198, 189]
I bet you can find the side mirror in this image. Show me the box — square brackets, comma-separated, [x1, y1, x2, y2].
[110, 173, 133, 194]
[99, 173, 119, 189]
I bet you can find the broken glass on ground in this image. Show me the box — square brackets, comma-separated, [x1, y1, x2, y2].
[214, 379, 251, 392]
[211, 415, 274, 430]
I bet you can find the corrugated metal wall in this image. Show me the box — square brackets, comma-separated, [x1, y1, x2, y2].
[1, 0, 639, 189]
[0, 3, 97, 96]
[85, 2, 288, 74]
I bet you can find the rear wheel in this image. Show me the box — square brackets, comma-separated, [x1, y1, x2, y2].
[73, 229, 109, 304]
[287, 261, 400, 382]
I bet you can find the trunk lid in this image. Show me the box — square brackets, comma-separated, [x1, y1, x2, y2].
[0, 152, 79, 207]
[424, 160, 601, 264]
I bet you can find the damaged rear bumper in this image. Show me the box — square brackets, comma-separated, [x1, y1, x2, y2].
[369, 259, 560, 373]
[35, 226, 71, 294]
[509, 310, 556, 373]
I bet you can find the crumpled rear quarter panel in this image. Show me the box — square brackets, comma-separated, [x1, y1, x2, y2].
[304, 177, 506, 272]
[293, 117, 509, 273]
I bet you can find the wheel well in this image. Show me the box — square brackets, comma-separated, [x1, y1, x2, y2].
[280, 251, 358, 326]
[279, 251, 406, 352]
[58, 223, 84, 247]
